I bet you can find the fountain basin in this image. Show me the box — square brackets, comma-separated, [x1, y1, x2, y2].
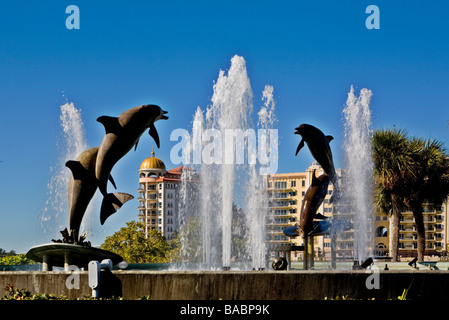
[1, 269, 448, 300]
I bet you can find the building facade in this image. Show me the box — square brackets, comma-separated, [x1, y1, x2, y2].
[137, 149, 183, 241]
[267, 163, 449, 261]
[374, 201, 449, 259]
[266, 162, 344, 260]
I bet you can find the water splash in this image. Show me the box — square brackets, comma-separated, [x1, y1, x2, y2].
[40, 102, 89, 239]
[207, 55, 253, 268]
[342, 85, 374, 262]
[176, 56, 277, 270]
[246, 85, 277, 269]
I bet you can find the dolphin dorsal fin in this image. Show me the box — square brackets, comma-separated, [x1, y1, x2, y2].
[108, 174, 117, 190]
[65, 160, 87, 180]
[295, 139, 305, 156]
[149, 123, 160, 148]
[326, 135, 334, 143]
[314, 213, 328, 220]
[97, 116, 121, 134]
[311, 169, 320, 186]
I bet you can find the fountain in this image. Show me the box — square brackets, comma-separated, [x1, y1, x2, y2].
[342, 85, 374, 264]
[281, 85, 374, 269]
[27, 102, 168, 271]
[175, 55, 277, 270]
[28, 102, 123, 270]
[176, 57, 377, 271]
[4, 58, 441, 301]
[40, 102, 90, 237]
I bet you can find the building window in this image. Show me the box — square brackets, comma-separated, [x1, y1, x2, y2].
[291, 181, 296, 187]
[376, 226, 388, 237]
[302, 180, 305, 187]
[274, 181, 287, 189]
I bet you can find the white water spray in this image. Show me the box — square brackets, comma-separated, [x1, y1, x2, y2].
[246, 85, 277, 269]
[176, 56, 277, 270]
[41, 102, 89, 239]
[342, 85, 374, 262]
[208, 55, 253, 268]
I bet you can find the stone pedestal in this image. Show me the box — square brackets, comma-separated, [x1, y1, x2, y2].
[26, 243, 124, 271]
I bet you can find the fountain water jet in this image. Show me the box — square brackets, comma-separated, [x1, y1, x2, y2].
[40, 102, 91, 239]
[342, 85, 374, 263]
[176, 56, 277, 270]
[245, 85, 277, 270]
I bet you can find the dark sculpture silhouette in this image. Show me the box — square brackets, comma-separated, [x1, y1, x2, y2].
[294, 124, 339, 196]
[52, 104, 168, 245]
[96, 104, 168, 224]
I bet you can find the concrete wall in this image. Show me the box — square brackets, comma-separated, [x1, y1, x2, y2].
[0, 270, 448, 300]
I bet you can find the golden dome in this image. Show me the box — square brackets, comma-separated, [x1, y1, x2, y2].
[139, 148, 166, 170]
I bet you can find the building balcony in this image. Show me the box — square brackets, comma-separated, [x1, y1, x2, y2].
[267, 220, 292, 226]
[268, 186, 294, 192]
[269, 202, 290, 208]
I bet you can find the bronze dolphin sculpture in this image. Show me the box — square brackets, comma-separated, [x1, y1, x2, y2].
[283, 170, 329, 238]
[298, 170, 330, 237]
[294, 124, 339, 193]
[96, 104, 168, 224]
[65, 147, 99, 242]
[65, 147, 130, 243]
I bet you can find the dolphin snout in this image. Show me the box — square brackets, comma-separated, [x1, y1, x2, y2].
[161, 110, 168, 120]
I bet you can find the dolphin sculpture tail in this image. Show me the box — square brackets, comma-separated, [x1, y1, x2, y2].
[100, 192, 134, 225]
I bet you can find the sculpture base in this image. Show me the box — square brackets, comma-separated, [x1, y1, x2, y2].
[26, 243, 124, 271]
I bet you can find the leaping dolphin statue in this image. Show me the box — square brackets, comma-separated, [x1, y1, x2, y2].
[283, 169, 330, 238]
[294, 124, 339, 195]
[95, 104, 168, 224]
[65, 147, 130, 243]
[297, 170, 329, 237]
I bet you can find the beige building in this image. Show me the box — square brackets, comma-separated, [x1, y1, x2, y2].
[137, 149, 184, 241]
[268, 162, 449, 261]
[266, 162, 346, 260]
[374, 200, 449, 260]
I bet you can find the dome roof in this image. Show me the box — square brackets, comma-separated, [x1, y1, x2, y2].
[139, 148, 166, 171]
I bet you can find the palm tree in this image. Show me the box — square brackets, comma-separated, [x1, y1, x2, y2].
[402, 138, 449, 261]
[372, 129, 417, 261]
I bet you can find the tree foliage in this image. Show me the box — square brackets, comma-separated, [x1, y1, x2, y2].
[0, 249, 36, 266]
[372, 129, 449, 261]
[372, 129, 416, 261]
[0, 254, 36, 266]
[101, 221, 173, 263]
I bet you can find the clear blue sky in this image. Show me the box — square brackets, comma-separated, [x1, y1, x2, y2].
[1, 1, 448, 253]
